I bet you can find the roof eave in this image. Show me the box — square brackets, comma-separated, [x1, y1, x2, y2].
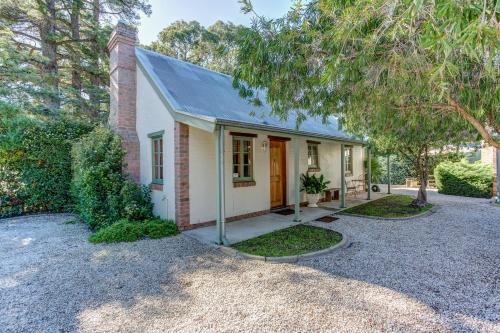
[215, 119, 365, 145]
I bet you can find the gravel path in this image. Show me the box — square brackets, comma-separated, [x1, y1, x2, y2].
[1, 189, 499, 333]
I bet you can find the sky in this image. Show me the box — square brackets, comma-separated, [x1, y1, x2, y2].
[138, 0, 293, 45]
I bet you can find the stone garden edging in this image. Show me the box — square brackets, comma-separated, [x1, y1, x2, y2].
[336, 205, 439, 221]
[218, 233, 350, 263]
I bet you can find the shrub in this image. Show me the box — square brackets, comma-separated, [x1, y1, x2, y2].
[89, 218, 179, 243]
[89, 219, 144, 243]
[434, 160, 493, 198]
[0, 102, 93, 218]
[71, 127, 153, 229]
[143, 218, 179, 239]
[120, 180, 153, 221]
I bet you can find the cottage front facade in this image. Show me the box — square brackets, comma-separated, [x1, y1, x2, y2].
[108, 23, 368, 244]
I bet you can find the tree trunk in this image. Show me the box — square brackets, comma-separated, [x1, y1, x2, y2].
[38, 0, 60, 111]
[70, 0, 83, 110]
[87, 0, 101, 119]
[411, 145, 428, 208]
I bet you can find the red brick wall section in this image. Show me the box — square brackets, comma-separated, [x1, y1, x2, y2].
[107, 22, 140, 183]
[175, 122, 190, 229]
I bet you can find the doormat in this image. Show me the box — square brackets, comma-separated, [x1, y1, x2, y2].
[273, 208, 300, 216]
[315, 215, 339, 223]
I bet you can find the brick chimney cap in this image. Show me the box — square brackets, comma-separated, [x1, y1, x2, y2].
[107, 22, 138, 50]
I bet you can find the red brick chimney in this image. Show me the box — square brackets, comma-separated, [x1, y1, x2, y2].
[107, 22, 140, 182]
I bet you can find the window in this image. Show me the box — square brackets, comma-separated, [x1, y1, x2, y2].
[148, 131, 164, 184]
[307, 142, 320, 169]
[345, 145, 353, 176]
[232, 137, 253, 181]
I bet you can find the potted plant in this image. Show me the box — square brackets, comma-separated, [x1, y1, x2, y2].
[300, 173, 330, 207]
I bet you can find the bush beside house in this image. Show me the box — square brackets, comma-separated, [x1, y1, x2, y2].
[71, 127, 153, 229]
[71, 127, 178, 242]
[434, 160, 493, 198]
[0, 102, 93, 218]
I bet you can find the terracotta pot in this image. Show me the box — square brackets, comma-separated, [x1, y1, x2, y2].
[306, 193, 321, 207]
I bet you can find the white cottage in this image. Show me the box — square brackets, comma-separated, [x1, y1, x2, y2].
[108, 23, 368, 244]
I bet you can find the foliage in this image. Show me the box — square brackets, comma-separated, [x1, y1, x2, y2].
[376, 152, 465, 185]
[300, 173, 330, 194]
[88, 219, 145, 243]
[365, 154, 383, 183]
[0, 0, 151, 119]
[120, 180, 153, 221]
[236, 0, 482, 205]
[235, 0, 499, 149]
[343, 195, 432, 218]
[434, 160, 493, 198]
[232, 224, 342, 257]
[71, 127, 153, 229]
[142, 218, 179, 239]
[149, 20, 243, 74]
[428, 152, 465, 176]
[88, 218, 179, 244]
[378, 155, 416, 185]
[0, 102, 92, 218]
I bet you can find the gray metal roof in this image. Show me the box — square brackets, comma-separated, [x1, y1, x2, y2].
[135, 47, 362, 143]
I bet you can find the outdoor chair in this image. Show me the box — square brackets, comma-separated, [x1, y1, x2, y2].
[345, 180, 358, 198]
[356, 174, 366, 192]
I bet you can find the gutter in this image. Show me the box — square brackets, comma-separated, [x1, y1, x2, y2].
[215, 118, 366, 145]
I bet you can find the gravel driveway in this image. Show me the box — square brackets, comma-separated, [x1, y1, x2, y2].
[1, 189, 499, 333]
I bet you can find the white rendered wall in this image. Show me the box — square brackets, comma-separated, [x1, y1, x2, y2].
[136, 67, 176, 220]
[189, 126, 365, 224]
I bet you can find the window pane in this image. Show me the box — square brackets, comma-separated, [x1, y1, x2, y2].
[153, 141, 158, 167]
[308, 144, 319, 168]
[233, 139, 240, 153]
[244, 140, 251, 152]
[232, 137, 253, 180]
[151, 137, 164, 182]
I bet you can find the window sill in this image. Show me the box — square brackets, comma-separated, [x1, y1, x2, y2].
[233, 180, 256, 188]
[149, 183, 163, 191]
[308, 167, 321, 172]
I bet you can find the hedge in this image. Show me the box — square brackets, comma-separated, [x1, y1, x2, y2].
[71, 127, 153, 229]
[434, 160, 493, 198]
[0, 102, 93, 218]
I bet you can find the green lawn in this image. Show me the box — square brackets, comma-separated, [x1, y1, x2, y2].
[342, 194, 433, 218]
[232, 224, 342, 257]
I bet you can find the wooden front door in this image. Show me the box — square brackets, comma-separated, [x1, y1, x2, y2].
[270, 140, 286, 208]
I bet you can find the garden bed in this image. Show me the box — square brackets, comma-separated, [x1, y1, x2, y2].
[341, 194, 432, 218]
[231, 224, 342, 257]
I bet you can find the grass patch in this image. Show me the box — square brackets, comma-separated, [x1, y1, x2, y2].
[232, 224, 342, 257]
[342, 194, 433, 218]
[89, 218, 179, 244]
[64, 219, 80, 225]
